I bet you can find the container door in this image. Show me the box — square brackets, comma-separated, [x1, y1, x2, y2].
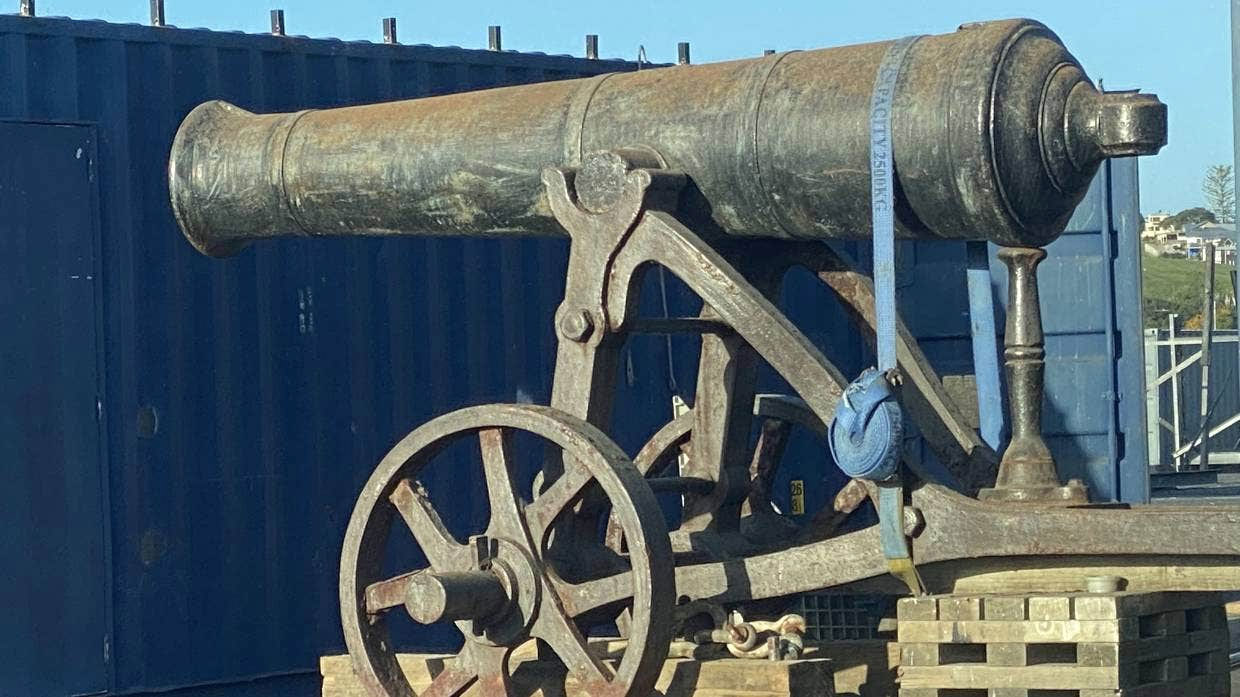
[0, 121, 109, 696]
[899, 159, 1148, 503]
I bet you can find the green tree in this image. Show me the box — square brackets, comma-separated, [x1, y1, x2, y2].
[1165, 206, 1216, 229]
[1203, 164, 1235, 224]
[1144, 281, 1203, 329]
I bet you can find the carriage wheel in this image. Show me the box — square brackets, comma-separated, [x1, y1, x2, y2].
[340, 404, 674, 697]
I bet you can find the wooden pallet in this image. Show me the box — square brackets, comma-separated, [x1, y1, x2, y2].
[896, 591, 1232, 697]
[322, 641, 839, 697]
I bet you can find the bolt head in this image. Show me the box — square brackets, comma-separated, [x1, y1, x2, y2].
[559, 310, 594, 342]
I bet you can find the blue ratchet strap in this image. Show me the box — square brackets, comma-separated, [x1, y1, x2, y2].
[867, 35, 924, 597]
[830, 368, 902, 480]
[966, 241, 1005, 450]
[828, 36, 920, 482]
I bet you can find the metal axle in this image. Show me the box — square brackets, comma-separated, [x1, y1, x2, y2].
[404, 570, 511, 624]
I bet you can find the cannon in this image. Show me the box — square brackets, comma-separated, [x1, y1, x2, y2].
[170, 18, 1238, 697]
[170, 19, 1165, 254]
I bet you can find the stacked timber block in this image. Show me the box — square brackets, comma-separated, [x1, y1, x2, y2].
[896, 591, 1233, 697]
[322, 643, 838, 697]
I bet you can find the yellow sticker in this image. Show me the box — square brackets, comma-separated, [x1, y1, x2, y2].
[790, 479, 805, 515]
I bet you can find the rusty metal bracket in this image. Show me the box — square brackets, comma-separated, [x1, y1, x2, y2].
[536, 150, 1240, 634]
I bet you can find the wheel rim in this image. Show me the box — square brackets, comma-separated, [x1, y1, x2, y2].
[340, 404, 673, 697]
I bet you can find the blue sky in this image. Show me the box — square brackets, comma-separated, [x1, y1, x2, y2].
[38, 0, 1233, 216]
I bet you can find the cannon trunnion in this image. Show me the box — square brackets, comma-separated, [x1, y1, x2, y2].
[169, 17, 1236, 697]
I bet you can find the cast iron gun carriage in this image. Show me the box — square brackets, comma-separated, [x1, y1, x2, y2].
[169, 19, 1240, 697]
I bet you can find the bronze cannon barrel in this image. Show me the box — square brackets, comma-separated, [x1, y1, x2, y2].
[169, 18, 1166, 257]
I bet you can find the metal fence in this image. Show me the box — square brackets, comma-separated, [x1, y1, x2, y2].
[1144, 328, 1240, 468]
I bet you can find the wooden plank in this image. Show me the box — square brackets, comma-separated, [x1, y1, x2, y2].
[981, 596, 1027, 621]
[1027, 596, 1071, 621]
[902, 591, 1230, 622]
[809, 640, 898, 697]
[1186, 605, 1229, 631]
[913, 558, 1240, 595]
[899, 643, 944, 667]
[898, 663, 1121, 690]
[900, 642, 986, 667]
[984, 643, 1029, 667]
[1187, 649, 1233, 675]
[1088, 672, 1233, 697]
[897, 619, 1138, 644]
[896, 689, 948, 697]
[1138, 610, 1187, 638]
[939, 597, 982, 621]
[897, 596, 938, 621]
[1076, 629, 1230, 666]
[1138, 655, 1188, 683]
[322, 652, 835, 697]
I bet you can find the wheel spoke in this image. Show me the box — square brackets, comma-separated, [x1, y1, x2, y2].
[478, 428, 531, 542]
[524, 463, 593, 543]
[456, 643, 510, 697]
[390, 479, 469, 571]
[531, 588, 614, 686]
[547, 569, 635, 619]
[420, 664, 477, 697]
[364, 570, 421, 614]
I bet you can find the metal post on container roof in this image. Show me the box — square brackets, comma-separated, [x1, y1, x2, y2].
[18, 0, 33, 17]
[383, 17, 397, 44]
[585, 34, 598, 60]
[678, 41, 691, 65]
[270, 9, 285, 36]
[488, 25, 502, 51]
[150, 0, 165, 26]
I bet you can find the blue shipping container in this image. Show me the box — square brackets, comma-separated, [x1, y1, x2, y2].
[0, 13, 1148, 697]
[0, 14, 651, 697]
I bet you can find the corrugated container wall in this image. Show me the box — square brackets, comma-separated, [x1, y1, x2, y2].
[0, 15, 653, 697]
[765, 160, 1148, 519]
[0, 14, 1150, 697]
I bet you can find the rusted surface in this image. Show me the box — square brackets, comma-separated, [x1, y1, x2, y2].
[165, 20, 1236, 697]
[169, 19, 1165, 257]
[338, 404, 674, 697]
[323, 147, 1238, 697]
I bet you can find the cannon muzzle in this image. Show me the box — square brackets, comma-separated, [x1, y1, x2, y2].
[169, 19, 1166, 257]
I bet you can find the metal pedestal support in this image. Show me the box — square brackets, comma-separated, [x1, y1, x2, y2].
[979, 247, 1088, 504]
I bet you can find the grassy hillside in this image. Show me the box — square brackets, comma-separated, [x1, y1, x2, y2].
[1143, 254, 1236, 301]
[1142, 254, 1236, 329]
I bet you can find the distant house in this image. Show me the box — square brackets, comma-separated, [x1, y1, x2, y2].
[1141, 211, 1180, 242]
[1181, 222, 1237, 265]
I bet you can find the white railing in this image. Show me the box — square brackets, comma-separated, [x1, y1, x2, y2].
[1144, 325, 1240, 469]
